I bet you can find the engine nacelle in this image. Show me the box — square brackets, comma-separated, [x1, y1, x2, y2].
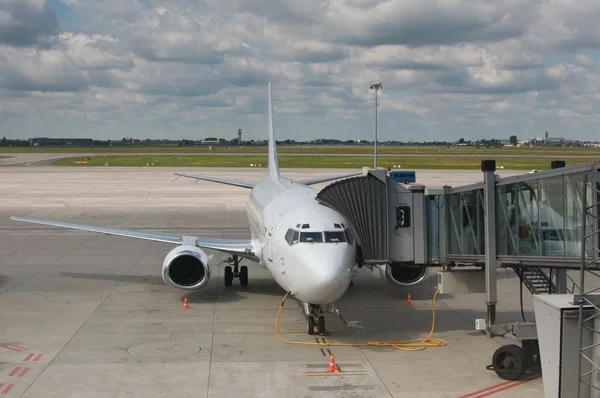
[162, 245, 210, 290]
[379, 262, 429, 287]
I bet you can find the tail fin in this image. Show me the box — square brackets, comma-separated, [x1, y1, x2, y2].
[267, 82, 280, 179]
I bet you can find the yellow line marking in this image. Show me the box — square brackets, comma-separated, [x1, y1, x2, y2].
[47, 200, 70, 217]
[305, 370, 368, 376]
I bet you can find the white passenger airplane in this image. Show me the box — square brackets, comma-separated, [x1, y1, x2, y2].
[11, 83, 426, 335]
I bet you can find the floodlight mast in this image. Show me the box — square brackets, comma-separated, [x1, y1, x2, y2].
[369, 82, 382, 169]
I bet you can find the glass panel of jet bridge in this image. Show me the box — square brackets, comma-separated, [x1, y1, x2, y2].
[436, 164, 599, 264]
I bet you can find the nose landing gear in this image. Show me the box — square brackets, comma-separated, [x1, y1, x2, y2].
[304, 302, 336, 335]
[306, 315, 327, 335]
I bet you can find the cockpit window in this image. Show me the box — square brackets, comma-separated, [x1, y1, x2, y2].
[344, 228, 353, 245]
[324, 231, 346, 243]
[285, 229, 294, 244]
[286, 229, 301, 245]
[300, 232, 323, 243]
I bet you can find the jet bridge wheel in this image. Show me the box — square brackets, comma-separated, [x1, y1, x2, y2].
[491, 344, 533, 381]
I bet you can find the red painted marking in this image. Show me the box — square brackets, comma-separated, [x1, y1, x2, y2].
[472, 374, 542, 398]
[458, 373, 541, 398]
[17, 367, 30, 377]
[0, 384, 13, 395]
[2, 345, 26, 352]
[23, 353, 33, 361]
[170, 175, 181, 183]
[8, 367, 20, 377]
[33, 353, 43, 361]
[0, 236, 49, 263]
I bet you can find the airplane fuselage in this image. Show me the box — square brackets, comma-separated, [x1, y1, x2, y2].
[245, 175, 356, 305]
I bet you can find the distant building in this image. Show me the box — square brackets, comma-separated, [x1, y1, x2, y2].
[544, 131, 549, 140]
[30, 138, 94, 147]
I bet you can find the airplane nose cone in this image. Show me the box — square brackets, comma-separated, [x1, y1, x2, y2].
[292, 245, 354, 304]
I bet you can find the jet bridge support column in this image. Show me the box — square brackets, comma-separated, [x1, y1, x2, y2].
[552, 160, 569, 294]
[482, 160, 498, 335]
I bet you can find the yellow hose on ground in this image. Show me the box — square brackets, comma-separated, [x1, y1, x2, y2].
[275, 289, 447, 351]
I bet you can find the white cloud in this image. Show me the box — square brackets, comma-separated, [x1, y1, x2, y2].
[1, 0, 600, 142]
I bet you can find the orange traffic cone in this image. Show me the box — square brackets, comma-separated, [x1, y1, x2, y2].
[406, 293, 412, 306]
[183, 297, 189, 310]
[327, 353, 337, 372]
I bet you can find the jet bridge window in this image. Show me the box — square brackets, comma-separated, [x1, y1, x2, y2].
[300, 232, 323, 243]
[324, 231, 346, 243]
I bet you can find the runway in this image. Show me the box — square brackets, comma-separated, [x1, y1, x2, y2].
[0, 166, 544, 397]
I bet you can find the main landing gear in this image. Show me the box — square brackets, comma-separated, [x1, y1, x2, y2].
[224, 255, 248, 287]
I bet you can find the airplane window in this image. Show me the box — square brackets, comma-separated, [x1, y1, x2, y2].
[344, 228, 354, 245]
[334, 223, 341, 229]
[285, 229, 294, 245]
[324, 231, 346, 243]
[300, 232, 323, 243]
[292, 230, 299, 244]
[302, 224, 310, 229]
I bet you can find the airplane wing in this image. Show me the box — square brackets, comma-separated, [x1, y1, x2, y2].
[174, 173, 255, 189]
[9, 216, 258, 261]
[299, 172, 362, 186]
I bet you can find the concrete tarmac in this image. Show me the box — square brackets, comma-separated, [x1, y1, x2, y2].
[0, 166, 544, 397]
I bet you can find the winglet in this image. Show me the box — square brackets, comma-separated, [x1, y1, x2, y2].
[267, 82, 280, 179]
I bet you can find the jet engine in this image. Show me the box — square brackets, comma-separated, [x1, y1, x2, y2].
[162, 245, 210, 289]
[379, 262, 429, 287]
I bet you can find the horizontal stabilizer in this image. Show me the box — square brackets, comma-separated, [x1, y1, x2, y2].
[174, 173, 255, 189]
[300, 172, 362, 186]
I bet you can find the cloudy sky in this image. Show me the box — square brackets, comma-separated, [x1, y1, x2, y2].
[1, 0, 600, 142]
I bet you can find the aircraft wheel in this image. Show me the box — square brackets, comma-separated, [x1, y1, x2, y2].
[224, 266, 233, 286]
[239, 266, 248, 286]
[318, 315, 326, 335]
[307, 317, 315, 335]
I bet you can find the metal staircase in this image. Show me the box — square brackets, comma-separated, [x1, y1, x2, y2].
[514, 267, 556, 295]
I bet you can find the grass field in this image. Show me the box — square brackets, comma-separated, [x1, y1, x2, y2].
[4, 144, 600, 157]
[50, 154, 600, 170]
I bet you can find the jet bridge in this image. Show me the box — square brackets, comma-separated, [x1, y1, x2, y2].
[316, 169, 432, 287]
[316, 159, 600, 387]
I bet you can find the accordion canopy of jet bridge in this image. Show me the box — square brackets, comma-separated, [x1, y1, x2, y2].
[315, 169, 430, 267]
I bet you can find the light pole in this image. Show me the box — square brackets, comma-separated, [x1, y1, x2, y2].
[369, 82, 382, 169]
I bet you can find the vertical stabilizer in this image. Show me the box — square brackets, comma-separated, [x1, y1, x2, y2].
[267, 82, 280, 179]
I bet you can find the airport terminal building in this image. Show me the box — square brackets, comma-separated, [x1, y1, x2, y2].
[29, 137, 94, 147]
